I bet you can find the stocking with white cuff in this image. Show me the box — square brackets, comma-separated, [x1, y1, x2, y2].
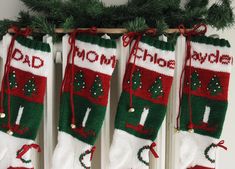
[0, 28, 50, 169]
[177, 26, 232, 169]
[109, 34, 176, 169]
[52, 30, 117, 169]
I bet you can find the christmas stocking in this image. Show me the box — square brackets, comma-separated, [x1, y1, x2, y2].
[0, 32, 50, 169]
[109, 35, 176, 169]
[52, 33, 117, 169]
[177, 35, 232, 169]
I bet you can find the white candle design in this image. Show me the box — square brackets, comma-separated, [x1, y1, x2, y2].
[203, 106, 211, 123]
[82, 108, 91, 127]
[139, 107, 149, 126]
[16, 106, 24, 125]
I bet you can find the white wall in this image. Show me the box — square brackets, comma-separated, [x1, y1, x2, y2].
[0, 0, 235, 168]
[0, 0, 26, 20]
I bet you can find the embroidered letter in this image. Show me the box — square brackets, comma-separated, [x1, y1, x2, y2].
[167, 60, 175, 69]
[23, 55, 31, 67]
[87, 51, 99, 62]
[157, 58, 167, 67]
[12, 48, 23, 61]
[220, 54, 231, 65]
[208, 52, 219, 63]
[32, 56, 44, 68]
[143, 49, 153, 62]
[76, 47, 85, 61]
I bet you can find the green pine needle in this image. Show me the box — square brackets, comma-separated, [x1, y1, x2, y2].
[62, 16, 75, 30]
[86, 0, 104, 17]
[186, 0, 209, 9]
[21, 0, 60, 14]
[156, 20, 169, 35]
[124, 17, 148, 32]
[30, 16, 57, 41]
[0, 20, 16, 39]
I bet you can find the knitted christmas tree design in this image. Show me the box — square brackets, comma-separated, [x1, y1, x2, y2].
[137, 145, 151, 166]
[23, 78, 37, 96]
[126, 107, 151, 135]
[148, 76, 163, 99]
[9, 71, 18, 89]
[90, 75, 103, 98]
[74, 71, 86, 92]
[193, 106, 217, 132]
[207, 75, 222, 96]
[72, 107, 95, 138]
[188, 70, 202, 91]
[127, 69, 142, 90]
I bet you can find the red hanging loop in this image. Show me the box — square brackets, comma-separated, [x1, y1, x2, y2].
[217, 140, 228, 151]
[176, 23, 207, 131]
[90, 146, 96, 161]
[150, 142, 159, 158]
[0, 26, 32, 133]
[60, 27, 97, 129]
[122, 28, 156, 112]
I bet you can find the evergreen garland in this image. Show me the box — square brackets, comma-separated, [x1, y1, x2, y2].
[0, 0, 234, 41]
[207, 0, 234, 29]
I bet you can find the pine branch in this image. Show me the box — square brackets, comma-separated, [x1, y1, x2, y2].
[156, 20, 169, 35]
[30, 16, 58, 41]
[206, 0, 234, 29]
[186, 0, 209, 9]
[62, 16, 75, 30]
[0, 20, 16, 39]
[86, 0, 104, 17]
[124, 17, 148, 32]
[21, 0, 61, 14]
[17, 11, 33, 27]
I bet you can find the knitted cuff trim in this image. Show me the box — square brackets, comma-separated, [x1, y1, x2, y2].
[140, 36, 175, 51]
[191, 36, 230, 48]
[77, 34, 116, 49]
[16, 36, 51, 52]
